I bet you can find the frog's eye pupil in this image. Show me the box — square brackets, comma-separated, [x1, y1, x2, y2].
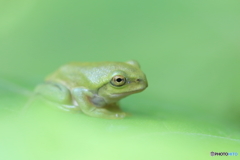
[116, 78, 122, 82]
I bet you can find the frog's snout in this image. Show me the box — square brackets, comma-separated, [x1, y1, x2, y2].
[143, 80, 148, 89]
[135, 78, 148, 89]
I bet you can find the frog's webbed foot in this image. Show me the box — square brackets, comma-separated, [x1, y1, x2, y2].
[87, 108, 126, 119]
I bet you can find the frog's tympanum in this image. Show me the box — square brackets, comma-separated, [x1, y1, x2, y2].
[35, 60, 148, 119]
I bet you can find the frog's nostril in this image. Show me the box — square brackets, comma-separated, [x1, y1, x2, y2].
[136, 79, 141, 82]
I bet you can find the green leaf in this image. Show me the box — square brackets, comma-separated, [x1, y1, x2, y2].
[1, 0, 240, 159]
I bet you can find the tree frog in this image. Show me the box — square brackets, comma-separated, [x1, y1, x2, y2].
[34, 60, 148, 119]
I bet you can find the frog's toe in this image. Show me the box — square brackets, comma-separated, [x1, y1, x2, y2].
[101, 111, 126, 119]
[85, 108, 126, 119]
[115, 112, 126, 119]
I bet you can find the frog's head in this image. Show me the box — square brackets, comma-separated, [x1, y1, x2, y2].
[98, 60, 148, 103]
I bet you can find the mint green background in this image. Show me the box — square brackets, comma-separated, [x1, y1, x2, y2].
[0, 0, 240, 159]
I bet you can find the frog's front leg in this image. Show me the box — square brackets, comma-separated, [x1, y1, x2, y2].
[104, 103, 122, 112]
[71, 88, 126, 119]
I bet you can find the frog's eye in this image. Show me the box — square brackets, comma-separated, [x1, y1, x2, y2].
[111, 75, 126, 86]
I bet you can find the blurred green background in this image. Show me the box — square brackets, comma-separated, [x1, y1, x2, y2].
[0, 0, 240, 159]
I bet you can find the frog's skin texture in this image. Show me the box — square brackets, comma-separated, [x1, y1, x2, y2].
[34, 60, 148, 119]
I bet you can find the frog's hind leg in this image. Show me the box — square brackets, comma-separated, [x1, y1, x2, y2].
[33, 82, 79, 112]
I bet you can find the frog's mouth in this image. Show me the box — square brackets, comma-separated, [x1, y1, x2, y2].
[111, 88, 145, 98]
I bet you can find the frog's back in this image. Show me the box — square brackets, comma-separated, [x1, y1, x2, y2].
[62, 61, 123, 69]
[60, 61, 137, 74]
[46, 61, 133, 88]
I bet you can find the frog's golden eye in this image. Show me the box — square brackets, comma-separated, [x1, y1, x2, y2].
[111, 75, 126, 86]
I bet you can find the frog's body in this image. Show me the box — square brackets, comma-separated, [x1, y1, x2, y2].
[34, 60, 148, 119]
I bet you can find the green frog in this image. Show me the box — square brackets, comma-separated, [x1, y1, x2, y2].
[34, 60, 148, 119]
